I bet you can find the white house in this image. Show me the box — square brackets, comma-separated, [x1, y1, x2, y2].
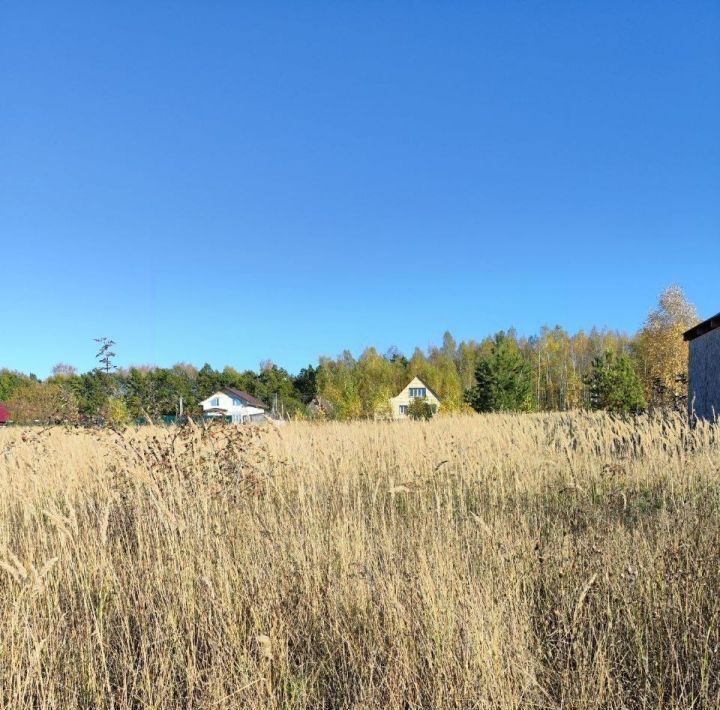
[200, 387, 269, 423]
[389, 376, 441, 419]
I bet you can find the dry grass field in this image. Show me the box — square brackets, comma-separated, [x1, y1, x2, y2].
[1, 413, 719, 708]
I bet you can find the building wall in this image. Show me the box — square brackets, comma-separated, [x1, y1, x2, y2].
[199, 392, 266, 423]
[389, 377, 441, 419]
[688, 328, 720, 422]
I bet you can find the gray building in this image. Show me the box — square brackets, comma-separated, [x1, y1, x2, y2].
[684, 313, 720, 422]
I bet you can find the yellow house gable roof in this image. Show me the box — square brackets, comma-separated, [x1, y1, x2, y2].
[392, 376, 441, 401]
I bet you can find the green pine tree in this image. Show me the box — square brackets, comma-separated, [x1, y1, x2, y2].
[465, 332, 534, 412]
[585, 350, 646, 414]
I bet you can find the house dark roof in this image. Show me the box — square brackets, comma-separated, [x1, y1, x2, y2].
[221, 387, 269, 410]
[0, 403, 10, 423]
[683, 313, 720, 342]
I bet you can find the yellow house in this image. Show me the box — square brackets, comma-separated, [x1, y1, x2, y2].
[389, 376, 441, 419]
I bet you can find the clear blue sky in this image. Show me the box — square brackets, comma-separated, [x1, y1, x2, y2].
[1, 1, 718, 377]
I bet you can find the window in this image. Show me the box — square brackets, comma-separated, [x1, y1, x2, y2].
[232, 398, 242, 406]
[409, 387, 427, 398]
[399, 405, 409, 415]
[210, 397, 219, 407]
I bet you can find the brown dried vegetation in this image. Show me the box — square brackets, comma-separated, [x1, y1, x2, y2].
[0, 413, 719, 708]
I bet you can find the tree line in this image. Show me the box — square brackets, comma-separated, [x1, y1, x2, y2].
[0, 286, 698, 424]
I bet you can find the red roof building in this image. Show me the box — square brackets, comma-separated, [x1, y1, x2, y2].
[0, 403, 10, 425]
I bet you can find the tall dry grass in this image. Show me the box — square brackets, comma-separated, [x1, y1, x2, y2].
[0, 412, 719, 708]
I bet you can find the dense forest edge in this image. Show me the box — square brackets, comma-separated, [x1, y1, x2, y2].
[0, 286, 700, 424]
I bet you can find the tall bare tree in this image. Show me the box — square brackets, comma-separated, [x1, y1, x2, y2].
[94, 337, 117, 374]
[51, 363, 77, 377]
